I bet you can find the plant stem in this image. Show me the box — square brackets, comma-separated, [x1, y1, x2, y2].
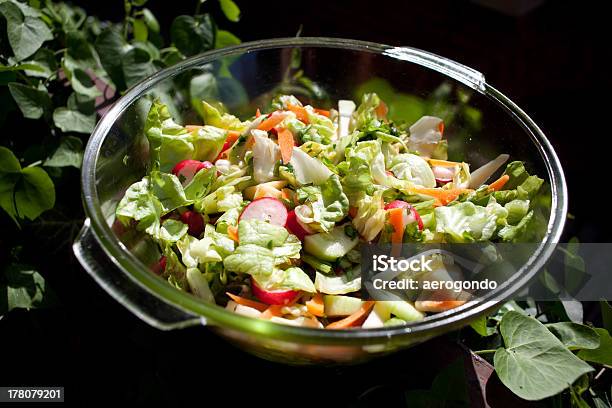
[473, 349, 497, 355]
[195, 0, 204, 15]
[26, 160, 43, 168]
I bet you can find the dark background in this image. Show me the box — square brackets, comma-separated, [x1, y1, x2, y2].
[1, 1, 609, 406]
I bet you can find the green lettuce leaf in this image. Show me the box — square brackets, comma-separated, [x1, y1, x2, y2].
[184, 166, 217, 202]
[254, 267, 315, 292]
[434, 201, 508, 242]
[390, 153, 436, 188]
[199, 100, 247, 131]
[145, 100, 229, 172]
[352, 188, 386, 242]
[162, 245, 188, 290]
[115, 171, 190, 237]
[350, 92, 381, 133]
[145, 100, 190, 172]
[295, 174, 349, 232]
[189, 224, 235, 263]
[238, 219, 289, 248]
[223, 244, 275, 276]
[159, 219, 188, 244]
[195, 185, 243, 214]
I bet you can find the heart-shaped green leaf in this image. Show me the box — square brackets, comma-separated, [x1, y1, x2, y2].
[494, 311, 594, 401]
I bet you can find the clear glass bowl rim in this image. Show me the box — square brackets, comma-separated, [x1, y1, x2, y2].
[81, 37, 567, 343]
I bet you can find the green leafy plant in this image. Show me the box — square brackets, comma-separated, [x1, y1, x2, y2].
[468, 302, 612, 406]
[0, 0, 242, 311]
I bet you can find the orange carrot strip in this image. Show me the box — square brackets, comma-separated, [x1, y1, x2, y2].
[286, 103, 309, 123]
[306, 293, 325, 317]
[375, 101, 388, 118]
[257, 112, 288, 131]
[227, 225, 239, 242]
[410, 187, 471, 205]
[427, 158, 461, 168]
[261, 305, 285, 319]
[226, 130, 240, 144]
[277, 128, 295, 164]
[313, 108, 330, 117]
[438, 121, 445, 135]
[326, 301, 375, 329]
[226, 293, 268, 312]
[387, 207, 404, 244]
[255, 108, 261, 118]
[348, 207, 358, 218]
[489, 174, 510, 191]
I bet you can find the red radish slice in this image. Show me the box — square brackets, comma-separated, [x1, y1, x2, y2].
[285, 210, 313, 240]
[385, 201, 424, 231]
[239, 197, 288, 226]
[180, 210, 205, 237]
[384, 200, 411, 210]
[432, 166, 455, 186]
[410, 207, 424, 231]
[435, 177, 453, 186]
[251, 277, 299, 305]
[172, 160, 211, 185]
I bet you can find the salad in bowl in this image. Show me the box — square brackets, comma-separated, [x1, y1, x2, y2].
[114, 92, 544, 329]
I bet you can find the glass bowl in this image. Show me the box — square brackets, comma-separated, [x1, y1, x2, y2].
[73, 38, 567, 364]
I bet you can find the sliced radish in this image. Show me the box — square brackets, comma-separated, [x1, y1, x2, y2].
[432, 166, 455, 187]
[435, 177, 453, 186]
[172, 160, 211, 185]
[385, 201, 424, 231]
[285, 210, 313, 240]
[384, 200, 411, 210]
[239, 197, 288, 226]
[180, 210, 205, 237]
[251, 277, 299, 305]
[410, 207, 424, 231]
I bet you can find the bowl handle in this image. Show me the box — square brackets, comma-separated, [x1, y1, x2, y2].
[385, 46, 486, 91]
[73, 220, 204, 330]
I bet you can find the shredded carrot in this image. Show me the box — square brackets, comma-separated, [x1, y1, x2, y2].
[410, 187, 471, 205]
[313, 108, 330, 117]
[227, 225, 239, 242]
[226, 292, 268, 312]
[489, 174, 510, 191]
[277, 128, 295, 164]
[255, 108, 261, 118]
[185, 125, 203, 132]
[348, 207, 358, 218]
[438, 121, 445, 135]
[257, 112, 288, 131]
[326, 301, 375, 329]
[226, 130, 240, 144]
[427, 158, 460, 168]
[387, 207, 405, 244]
[375, 100, 388, 118]
[286, 103, 309, 123]
[261, 304, 285, 319]
[306, 293, 325, 317]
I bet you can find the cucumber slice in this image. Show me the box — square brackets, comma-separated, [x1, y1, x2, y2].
[384, 317, 407, 327]
[362, 302, 392, 328]
[324, 295, 363, 317]
[304, 225, 359, 261]
[376, 300, 424, 322]
[186, 268, 214, 303]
